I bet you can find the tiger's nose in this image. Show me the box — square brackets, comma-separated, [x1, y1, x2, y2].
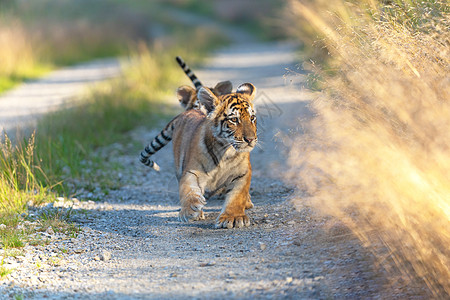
[244, 137, 254, 145]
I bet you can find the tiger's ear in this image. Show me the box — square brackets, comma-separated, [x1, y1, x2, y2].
[236, 83, 256, 101]
[198, 86, 219, 114]
[177, 86, 196, 109]
[213, 80, 232, 96]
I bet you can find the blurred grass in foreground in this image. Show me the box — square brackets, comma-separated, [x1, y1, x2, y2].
[287, 0, 449, 296]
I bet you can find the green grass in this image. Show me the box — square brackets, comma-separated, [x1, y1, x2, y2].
[162, 0, 288, 41]
[0, 0, 154, 95]
[4, 248, 23, 258]
[0, 0, 229, 275]
[2, 58, 171, 237]
[0, 133, 53, 211]
[0, 261, 13, 278]
[38, 208, 80, 234]
[0, 0, 232, 95]
[0, 65, 52, 94]
[14, 294, 24, 300]
[1, 231, 24, 249]
[31, 23, 228, 195]
[34, 47, 182, 195]
[1, 0, 228, 225]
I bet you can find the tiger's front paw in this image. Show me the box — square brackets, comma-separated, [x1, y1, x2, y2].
[215, 213, 250, 229]
[179, 196, 206, 222]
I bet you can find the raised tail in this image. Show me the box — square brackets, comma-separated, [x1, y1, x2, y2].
[140, 120, 175, 171]
[176, 56, 203, 90]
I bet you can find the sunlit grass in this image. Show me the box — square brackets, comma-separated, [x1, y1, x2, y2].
[1, 0, 228, 211]
[0, 0, 151, 94]
[164, 0, 288, 40]
[0, 22, 52, 93]
[38, 208, 81, 236]
[31, 23, 227, 195]
[0, 262, 13, 278]
[0, 0, 228, 270]
[0, 133, 58, 251]
[288, 0, 449, 297]
[0, 43, 175, 254]
[0, 134, 51, 211]
[0, 4, 174, 249]
[33, 44, 185, 195]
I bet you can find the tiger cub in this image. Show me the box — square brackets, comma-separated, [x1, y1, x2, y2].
[175, 56, 232, 112]
[140, 82, 258, 229]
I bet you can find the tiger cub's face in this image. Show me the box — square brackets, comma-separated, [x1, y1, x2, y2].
[198, 83, 257, 152]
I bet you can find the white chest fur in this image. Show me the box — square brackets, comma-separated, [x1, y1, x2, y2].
[199, 146, 248, 196]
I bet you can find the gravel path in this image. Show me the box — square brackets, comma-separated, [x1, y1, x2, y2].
[0, 41, 425, 300]
[0, 58, 121, 137]
[0, 19, 427, 300]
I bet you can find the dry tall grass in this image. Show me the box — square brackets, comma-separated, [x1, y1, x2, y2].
[0, 133, 51, 215]
[288, 0, 449, 296]
[0, 22, 39, 76]
[0, 20, 50, 91]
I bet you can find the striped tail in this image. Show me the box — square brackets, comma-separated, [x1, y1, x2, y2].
[140, 121, 175, 171]
[176, 56, 203, 90]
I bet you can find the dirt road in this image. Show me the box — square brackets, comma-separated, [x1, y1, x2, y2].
[0, 58, 121, 137]
[0, 9, 429, 296]
[1, 39, 424, 299]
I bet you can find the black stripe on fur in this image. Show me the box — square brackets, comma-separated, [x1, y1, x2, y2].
[204, 135, 219, 166]
[144, 145, 155, 155]
[175, 56, 202, 90]
[160, 130, 171, 141]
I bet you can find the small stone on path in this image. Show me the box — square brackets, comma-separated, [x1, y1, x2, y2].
[100, 250, 112, 261]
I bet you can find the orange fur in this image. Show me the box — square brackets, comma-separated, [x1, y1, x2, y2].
[173, 83, 257, 228]
[141, 83, 257, 228]
[177, 81, 232, 112]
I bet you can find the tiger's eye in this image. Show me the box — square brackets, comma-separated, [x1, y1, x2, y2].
[229, 117, 238, 123]
[250, 115, 256, 122]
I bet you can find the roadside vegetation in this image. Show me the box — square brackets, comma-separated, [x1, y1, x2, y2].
[163, 0, 289, 40]
[0, 0, 226, 262]
[0, 0, 152, 94]
[287, 0, 449, 297]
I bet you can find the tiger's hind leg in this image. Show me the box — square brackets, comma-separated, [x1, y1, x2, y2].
[178, 172, 206, 222]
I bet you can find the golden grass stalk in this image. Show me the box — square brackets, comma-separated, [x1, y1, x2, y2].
[288, 0, 449, 296]
[0, 133, 50, 216]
